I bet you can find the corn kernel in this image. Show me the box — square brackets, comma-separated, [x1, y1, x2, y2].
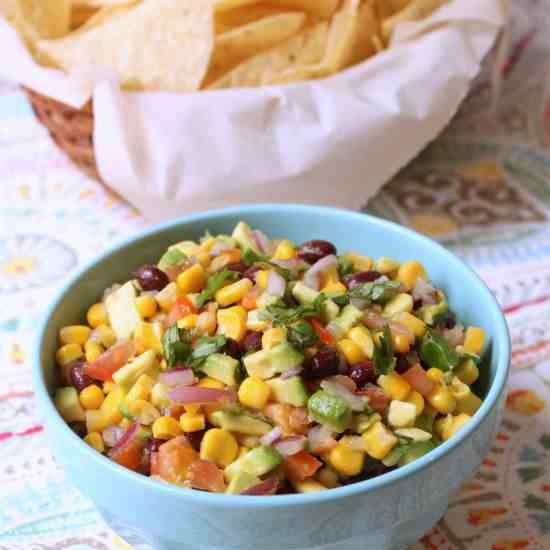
[217, 305, 247, 342]
[434, 414, 453, 439]
[238, 377, 271, 409]
[151, 382, 170, 409]
[337, 338, 365, 365]
[329, 442, 365, 476]
[426, 368, 444, 384]
[375, 256, 400, 275]
[427, 385, 456, 414]
[128, 400, 160, 425]
[239, 446, 250, 458]
[377, 372, 411, 401]
[59, 325, 92, 346]
[382, 293, 414, 318]
[84, 340, 103, 363]
[362, 422, 398, 460]
[200, 237, 216, 253]
[196, 251, 212, 268]
[455, 391, 482, 416]
[178, 313, 199, 330]
[177, 264, 206, 294]
[343, 252, 373, 272]
[135, 295, 158, 318]
[85, 409, 109, 433]
[454, 359, 479, 385]
[84, 432, 105, 453]
[463, 327, 485, 355]
[272, 240, 296, 261]
[395, 312, 426, 338]
[405, 391, 425, 417]
[180, 412, 206, 432]
[216, 278, 253, 307]
[56, 343, 83, 366]
[152, 416, 182, 439]
[87, 303, 108, 328]
[449, 376, 471, 401]
[262, 327, 287, 350]
[119, 417, 132, 430]
[100, 385, 126, 425]
[396, 260, 428, 291]
[134, 321, 163, 354]
[255, 270, 270, 289]
[392, 332, 410, 354]
[292, 479, 328, 493]
[155, 282, 178, 312]
[79, 385, 105, 410]
[200, 428, 239, 467]
[348, 326, 374, 359]
[315, 466, 340, 489]
[93, 324, 117, 348]
[198, 377, 225, 390]
[184, 403, 202, 415]
[246, 310, 269, 331]
[441, 413, 471, 441]
[103, 381, 116, 394]
[322, 281, 347, 294]
[126, 374, 155, 403]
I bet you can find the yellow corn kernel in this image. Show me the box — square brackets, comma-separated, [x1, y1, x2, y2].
[238, 446, 250, 457]
[463, 327, 485, 355]
[100, 385, 126, 425]
[199, 377, 226, 390]
[273, 240, 296, 260]
[405, 391, 425, 417]
[427, 385, 457, 415]
[426, 368, 444, 384]
[135, 295, 158, 319]
[362, 422, 398, 460]
[343, 252, 373, 272]
[441, 413, 471, 441]
[103, 381, 116, 394]
[322, 281, 347, 294]
[200, 428, 239, 467]
[178, 313, 199, 330]
[375, 256, 400, 275]
[93, 324, 117, 348]
[119, 417, 132, 430]
[155, 282, 178, 312]
[177, 264, 206, 294]
[200, 237, 216, 253]
[184, 403, 202, 415]
[196, 251, 212, 268]
[449, 376, 471, 400]
[151, 383, 170, 409]
[262, 327, 287, 350]
[59, 325, 92, 346]
[382, 293, 414, 318]
[209, 254, 231, 272]
[87, 303, 108, 329]
[217, 305, 248, 342]
[347, 326, 373, 359]
[337, 338, 365, 365]
[254, 270, 269, 289]
[215, 278, 253, 307]
[126, 374, 155, 404]
[84, 340, 103, 363]
[454, 359, 479, 385]
[56, 343, 83, 366]
[84, 432, 105, 453]
[328, 442, 365, 476]
[79, 385, 105, 410]
[377, 372, 411, 401]
[392, 332, 410, 354]
[134, 321, 163, 354]
[152, 416, 182, 440]
[128, 400, 160, 425]
[246, 310, 269, 331]
[455, 391, 483, 416]
[315, 466, 340, 489]
[434, 414, 453, 439]
[292, 479, 328, 493]
[180, 412, 206, 432]
[395, 312, 426, 338]
[396, 260, 428, 291]
[238, 377, 271, 409]
[85, 409, 109, 433]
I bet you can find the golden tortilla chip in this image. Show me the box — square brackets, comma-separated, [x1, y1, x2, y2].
[0, 0, 18, 21]
[72, 0, 137, 7]
[207, 21, 329, 89]
[373, 0, 394, 20]
[73, 2, 138, 33]
[348, 0, 383, 65]
[266, 0, 339, 19]
[382, 0, 448, 40]
[71, 6, 98, 29]
[205, 12, 306, 85]
[215, 4, 285, 34]
[16, 0, 71, 38]
[38, 0, 215, 92]
[214, 0, 259, 12]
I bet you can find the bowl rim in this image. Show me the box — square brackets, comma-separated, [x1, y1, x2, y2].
[33, 203, 511, 509]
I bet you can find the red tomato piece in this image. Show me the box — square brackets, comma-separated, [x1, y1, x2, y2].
[310, 319, 334, 346]
[356, 384, 390, 413]
[83, 340, 135, 382]
[185, 459, 226, 493]
[150, 451, 160, 477]
[165, 296, 197, 328]
[284, 451, 322, 483]
[157, 436, 199, 485]
[401, 363, 435, 397]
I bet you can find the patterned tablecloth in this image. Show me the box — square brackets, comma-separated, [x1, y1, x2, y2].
[2, 1, 550, 548]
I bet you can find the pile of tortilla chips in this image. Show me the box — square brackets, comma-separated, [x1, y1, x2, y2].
[1, 0, 449, 92]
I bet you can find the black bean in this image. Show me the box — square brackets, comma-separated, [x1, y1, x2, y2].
[297, 240, 337, 264]
[240, 331, 263, 353]
[69, 363, 95, 392]
[303, 347, 340, 379]
[348, 361, 376, 387]
[223, 338, 242, 360]
[135, 265, 169, 291]
[344, 271, 382, 289]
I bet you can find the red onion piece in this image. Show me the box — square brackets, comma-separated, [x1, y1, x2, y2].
[320, 379, 367, 411]
[326, 375, 356, 392]
[158, 369, 196, 388]
[266, 270, 286, 297]
[362, 310, 388, 330]
[271, 258, 307, 272]
[281, 366, 303, 380]
[259, 426, 283, 446]
[167, 386, 237, 405]
[443, 324, 465, 347]
[273, 436, 307, 457]
[303, 254, 338, 290]
[252, 230, 271, 255]
[326, 320, 345, 341]
[102, 425, 125, 447]
[110, 422, 139, 453]
[308, 424, 337, 453]
[412, 278, 438, 306]
[389, 321, 414, 342]
[356, 384, 390, 413]
[241, 476, 279, 496]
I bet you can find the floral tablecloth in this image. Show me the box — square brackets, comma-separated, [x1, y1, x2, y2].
[2, 1, 550, 548]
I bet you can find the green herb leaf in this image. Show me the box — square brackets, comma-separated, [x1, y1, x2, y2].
[373, 325, 395, 376]
[196, 269, 239, 308]
[419, 328, 460, 372]
[338, 255, 354, 278]
[189, 335, 227, 370]
[254, 260, 292, 281]
[158, 248, 187, 271]
[331, 293, 350, 307]
[415, 412, 435, 433]
[432, 310, 454, 327]
[457, 349, 481, 364]
[241, 248, 265, 266]
[287, 320, 319, 351]
[348, 279, 401, 304]
[161, 325, 192, 368]
[261, 294, 327, 326]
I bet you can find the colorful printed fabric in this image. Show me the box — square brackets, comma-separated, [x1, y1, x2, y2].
[1, 1, 550, 548]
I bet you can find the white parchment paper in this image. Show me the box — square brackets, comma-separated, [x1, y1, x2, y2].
[0, 0, 509, 222]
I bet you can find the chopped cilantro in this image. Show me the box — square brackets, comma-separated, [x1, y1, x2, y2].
[287, 320, 319, 351]
[260, 294, 327, 326]
[196, 269, 239, 308]
[348, 279, 401, 304]
[161, 325, 192, 368]
[337, 255, 354, 278]
[373, 325, 395, 375]
[241, 248, 265, 266]
[419, 329, 459, 372]
[189, 335, 227, 369]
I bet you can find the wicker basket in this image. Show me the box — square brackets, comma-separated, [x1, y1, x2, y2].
[24, 87, 102, 182]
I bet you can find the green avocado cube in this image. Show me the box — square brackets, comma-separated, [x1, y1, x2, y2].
[224, 445, 282, 482]
[266, 376, 309, 407]
[202, 353, 241, 387]
[307, 389, 352, 433]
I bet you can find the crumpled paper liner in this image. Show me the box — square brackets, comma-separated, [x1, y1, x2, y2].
[0, 0, 509, 222]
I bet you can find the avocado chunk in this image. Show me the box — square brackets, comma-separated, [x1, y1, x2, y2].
[202, 353, 241, 387]
[307, 389, 351, 433]
[399, 440, 436, 466]
[418, 291, 448, 326]
[54, 387, 86, 423]
[112, 350, 159, 390]
[232, 221, 262, 256]
[224, 445, 282, 482]
[105, 281, 141, 340]
[158, 247, 187, 271]
[226, 471, 261, 494]
[210, 409, 272, 436]
[266, 376, 309, 407]
[243, 342, 303, 379]
[292, 282, 339, 321]
[326, 304, 363, 335]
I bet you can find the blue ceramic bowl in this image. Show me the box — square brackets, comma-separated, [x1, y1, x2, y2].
[33, 205, 510, 550]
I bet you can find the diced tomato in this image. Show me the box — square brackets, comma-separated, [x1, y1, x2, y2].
[241, 286, 262, 310]
[185, 459, 226, 493]
[83, 340, 135, 382]
[284, 451, 322, 483]
[165, 296, 197, 327]
[288, 406, 310, 435]
[265, 404, 309, 436]
[402, 363, 435, 397]
[310, 319, 334, 346]
[162, 404, 187, 419]
[157, 436, 199, 485]
[356, 384, 390, 413]
[150, 451, 160, 476]
[110, 440, 144, 471]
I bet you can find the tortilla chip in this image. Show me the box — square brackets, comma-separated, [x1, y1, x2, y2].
[38, 0, 215, 92]
[0, 0, 18, 21]
[382, 0, 449, 40]
[205, 12, 306, 85]
[214, 0, 259, 12]
[16, 0, 71, 38]
[215, 4, 285, 34]
[73, 1, 138, 33]
[373, 0, 393, 20]
[207, 21, 329, 89]
[348, 0, 382, 65]
[72, 0, 137, 7]
[71, 6, 98, 29]
[266, 0, 339, 19]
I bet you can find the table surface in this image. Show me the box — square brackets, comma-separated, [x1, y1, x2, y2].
[2, 2, 550, 549]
